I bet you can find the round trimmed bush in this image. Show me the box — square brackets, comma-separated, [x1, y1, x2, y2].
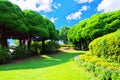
[89, 29, 120, 62]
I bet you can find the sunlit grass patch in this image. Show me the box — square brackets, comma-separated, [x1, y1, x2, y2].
[0, 51, 94, 80]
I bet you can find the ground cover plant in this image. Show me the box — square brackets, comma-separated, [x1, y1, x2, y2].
[77, 54, 120, 80]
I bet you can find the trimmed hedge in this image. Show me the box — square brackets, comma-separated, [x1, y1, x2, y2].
[89, 29, 120, 62]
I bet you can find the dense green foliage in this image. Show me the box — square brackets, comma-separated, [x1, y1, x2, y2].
[41, 17, 59, 53]
[59, 26, 70, 43]
[68, 10, 120, 50]
[44, 17, 59, 40]
[30, 40, 60, 54]
[89, 29, 120, 62]
[0, 46, 12, 64]
[77, 26, 120, 79]
[0, 1, 28, 46]
[44, 40, 60, 53]
[0, 1, 59, 63]
[12, 45, 30, 59]
[0, 1, 58, 47]
[23, 10, 48, 51]
[23, 10, 49, 38]
[23, 10, 58, 53]
[77, 53, 120, 80]
[30, 42, 42, 55]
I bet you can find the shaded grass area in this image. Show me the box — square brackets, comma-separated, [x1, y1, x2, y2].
[0, 51, 81, 71]
[0, 51, 94, 80]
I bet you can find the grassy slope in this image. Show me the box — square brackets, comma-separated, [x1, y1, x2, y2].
[0, 51, 94, 80]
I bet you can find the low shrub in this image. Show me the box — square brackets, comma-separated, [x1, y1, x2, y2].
[111, 70, 120, 80]
[86, 63, 95, 72]
[78, 54, 120, 80]
[12, 45, 30, 59]
[98, 69, 112, 80]
[30, 42, 42, 55]
[94, 67, 102, 77]
[0, 46, 12, 64]
[60, 44, 73, 47]
[79, 54, 120, 70]
[30, 40, 60, 54]
[45, 40, 60, 54]
[89, 29, 120, 62]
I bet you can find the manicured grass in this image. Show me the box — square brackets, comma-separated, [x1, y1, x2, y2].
[0, 51, 94, 80]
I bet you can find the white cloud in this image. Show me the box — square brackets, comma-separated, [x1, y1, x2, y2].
[66, 11, 82, 20]
[53, 3, 61, 9]
[97, 0, 120, 12]
[75, 0, 93, 3]
[9, 0, 61, 12]
[50, 17, 57, 23]
[66, 5, 89, 20]
[80, 5, 89, 11]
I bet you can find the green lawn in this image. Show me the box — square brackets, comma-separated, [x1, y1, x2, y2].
[0, 51, 94, 80]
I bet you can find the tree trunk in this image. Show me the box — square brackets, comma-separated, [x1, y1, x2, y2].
[41, 38, 45, 54]
[23, 39, 25, 45]
[0, 23, 8, 47]
[1, 35, 8, 47]
[28, 37, 32, 49]
[19, 39, 22, 46]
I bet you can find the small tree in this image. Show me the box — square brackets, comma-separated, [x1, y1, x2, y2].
[0, 1, 28, 47]
[41, 17, 59, 54]
[23, 10, 48, 49]
[59, 26, 70, 44]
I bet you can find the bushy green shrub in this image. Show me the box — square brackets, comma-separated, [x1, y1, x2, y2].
[98, 69, 112, 80]
[60, 44, 73, 47]
[0, 46, 12, 64]
[30, 42, 42, 55]
[78, 54, 120, 79]
[94, 67, 102, 77]
[30, 40, 60, 54]
[86, 63, 95, 72]
[12, 45, 30, 59]
[111, 70, 120, 80]
[79, 54, 120, 70]
[89, 29, 120, 62]
[45, 40, 60, 54]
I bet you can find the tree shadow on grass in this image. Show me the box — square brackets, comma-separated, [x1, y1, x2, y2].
[0, 51, 85, 71]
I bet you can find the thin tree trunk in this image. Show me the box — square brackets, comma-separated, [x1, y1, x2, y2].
[28, 37, 32, 49]
[0, 23, 8, 47]
[23, 39, 25, 44]
[19, 39, 22, 46]
[1, 35, 8, 47]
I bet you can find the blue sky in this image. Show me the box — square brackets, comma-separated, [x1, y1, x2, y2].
[9, 0, 120, 30]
